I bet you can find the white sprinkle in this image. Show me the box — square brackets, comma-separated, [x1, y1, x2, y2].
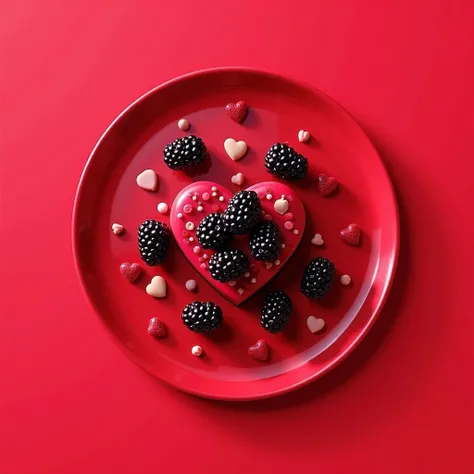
[157, 202, 169, 214]
[229, 281, 237, 287]
[237, 288, 244, 295]
[265, 262, 273, 269]
[211, 186, 217, 192]
[266, 193, 273, 200]
[281, 244, 286, 248]
[340, 274, 352, 285]
[293, 229, 299, 235]
[185, 222, 195, 231]
[275, 259, 281, 266]
[281, 194, 285, 199]
[177, 213, 183, 219]
[219, 196, 225, 202]
[212, 192, 217, 197]
[191, 345, 203, 357]
[185, 280, 197, 291]
[112, 223, 124, 235]
[197, 205, 204, 212]
[251, 278, 256, 283]
[244, 272, 250, 277]
[192, 195, 198, 201]
[189, 237, 194, 242]
[178, 118, 190, 131]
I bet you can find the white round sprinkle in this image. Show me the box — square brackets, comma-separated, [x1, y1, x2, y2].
[177, 213, 183, 219]
[251, 278, 256, 283]
[281, 194, 285, 199]
[275, 259, 281, 266]
[281, 244, 286, 248]
[244, 272, 250, 277]
[178, 118, 190, 131]
[266, 194, 273, 200]
[212, 192, 217, 197]
[157, 202, 169, 214]
[185, 279, 197, 291]
[340, 274, 352, 285]
[191, 345, 203, 357]
[293, 229, 299, 235]
[192, 195, 198, 201]
[197, 205, 204, 212]
[211, 186, 217, 192]
[189, 237, 194, 242]
[219, 196, 225, 202]
[185, 222, 195, 231]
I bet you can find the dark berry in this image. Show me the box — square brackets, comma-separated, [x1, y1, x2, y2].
[249, 221, 281, 262]
[264, 143, 308, 180]
[181, 301, 223, 333]
[196, 213, 229, 250]
[138, 220, 170, 266]
[208, 249, 250, 283]
[301, 257, 335, 299]
[222, 190, 262, 235]
[260, 291, 292, 333]
[163, 135, 206, 170]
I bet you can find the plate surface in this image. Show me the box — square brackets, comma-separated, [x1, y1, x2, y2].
[72, 68, 398, 400]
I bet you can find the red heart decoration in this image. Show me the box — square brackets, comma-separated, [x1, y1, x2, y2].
[318, 174, 338, 196]
[170, 181, 306, 305]
[248, 339, 269, 361]
[120, 262, 142, 282]
[340, 223, 361, 245]
[147, 318, 167, 338]
[225, 101, 248, 123]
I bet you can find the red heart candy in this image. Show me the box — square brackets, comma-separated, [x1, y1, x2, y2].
[147, 317, 167, 338]
[170, 181, 306, 305]
[248, 339, 269, 361]
[340, 223, 361, 245]
[318, 174, 338, 196]
[225, 101, 248, 123]
[120, 262, 142, 282]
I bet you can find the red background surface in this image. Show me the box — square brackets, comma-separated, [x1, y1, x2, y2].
[0, 1, 472, 473]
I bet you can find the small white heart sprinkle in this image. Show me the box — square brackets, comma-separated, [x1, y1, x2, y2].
[311, 233, 324, 246]
[307, 316, 325, 334]
[231, 172, 244, 186]
[298, 129, 310, 142]
[146, 276, 167, 298]
[136, 169, 158, 191]
[112, 223, 124, 235]
[265, 262, 273, 269]
[224, 138, 248, 161]
[229, 281, 237, 287]
[237, 288, 244, 295]
[274, 197, 289, 215]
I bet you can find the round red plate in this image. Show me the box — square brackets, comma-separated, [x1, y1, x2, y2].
[72, 68, 399, 400]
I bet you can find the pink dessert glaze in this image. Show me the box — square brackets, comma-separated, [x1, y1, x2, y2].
[170, 181, 306, 305]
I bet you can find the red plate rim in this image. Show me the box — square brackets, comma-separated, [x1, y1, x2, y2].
[72, 67, 399, 400]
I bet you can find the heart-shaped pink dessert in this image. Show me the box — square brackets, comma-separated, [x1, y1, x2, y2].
[170, 181, 306, 305]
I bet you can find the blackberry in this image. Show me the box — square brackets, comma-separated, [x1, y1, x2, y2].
[301, 257, 335, 299]
[222, 190, 262, 235]
[249, 221, 281, 262]
[196, 213, 229, 250]
[182, 301, 223, 333]
[260, 291, 292, 334]
[163, 135, 206, 170]
[138, 219, 170, 266]
[264, 143, 308, 180]
[208, 249, 250, 283]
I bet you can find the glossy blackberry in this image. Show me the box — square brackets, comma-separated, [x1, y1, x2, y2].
[208, 249, 250, 283]
[249, 221, 281, 262]
[301, 257, 335, 299]
[181, 301, 223, 333]
[138, 219, 170, 266]
[264, 143, 308, 180]
[163, 135, 206, 170]
[222, 190, 262, 235]
[260, 291, 292, 334]
[196, 213, 229, 250]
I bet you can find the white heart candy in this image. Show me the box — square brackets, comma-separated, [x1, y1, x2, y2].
[136, 169, 158, 191]
[231, 172, 244, 186]
[307, 316, 325, 334]
[298, 130, 310, 142]
[224, 138, 248, 161]
[311, 233, 324, 245]
[274, 197, 289, 215]
[112, 223, 124, 235]
[146, 276, 167, 298]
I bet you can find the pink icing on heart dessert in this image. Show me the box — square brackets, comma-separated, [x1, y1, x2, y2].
[170, 181, 305, 305]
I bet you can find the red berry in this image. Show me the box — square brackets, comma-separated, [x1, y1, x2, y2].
[147, 318, 167, 338]
[318, 174, 339, 196]
[248, 339, 269, 361]
[225, 101, 248, 123]
[119, 263, 142, 282]
[340, 223, 361, 245]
